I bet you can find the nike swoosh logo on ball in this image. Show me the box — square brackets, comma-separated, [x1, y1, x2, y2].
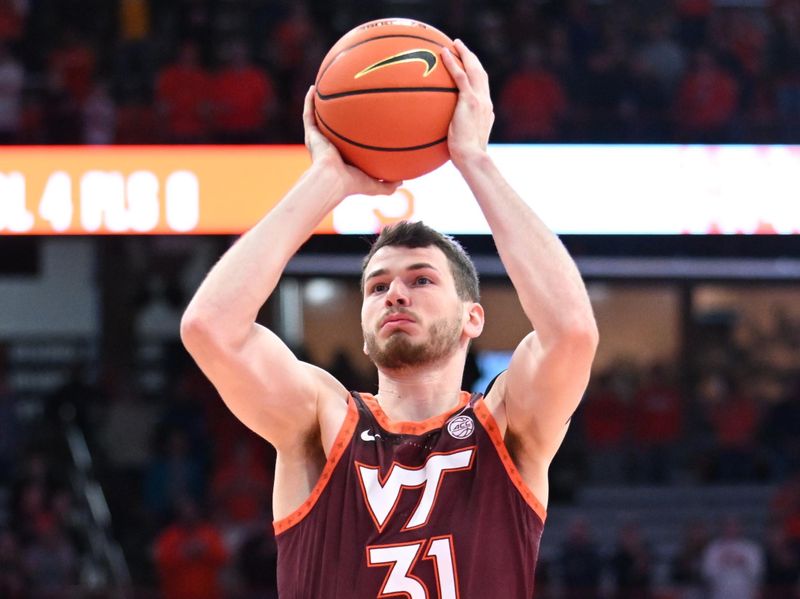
[355, 49, 438, 79]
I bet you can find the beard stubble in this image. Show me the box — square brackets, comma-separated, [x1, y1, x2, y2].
[364, 314, 463, 370]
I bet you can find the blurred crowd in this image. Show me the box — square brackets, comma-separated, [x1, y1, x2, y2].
[2, 0, 800, 146]
[1, 298, 800, 596]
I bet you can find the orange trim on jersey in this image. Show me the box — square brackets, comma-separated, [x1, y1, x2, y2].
[359, 391, 471, 435]
[273, 396, 359, 536]
[472, 399, 547, 524]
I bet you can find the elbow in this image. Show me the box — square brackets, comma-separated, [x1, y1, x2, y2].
[559, 314, 599, 359]
[180, 307, 215, 354]
[580, 318, 600, 356]
[180, 304, 250, 358]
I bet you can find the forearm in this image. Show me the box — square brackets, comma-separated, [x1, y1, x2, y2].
[458, 153, 595, 341]
[183, 160, 345, 345]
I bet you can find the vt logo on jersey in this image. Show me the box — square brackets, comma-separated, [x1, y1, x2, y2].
[355, 448, 475, 532]
[354, 49, 439, 79]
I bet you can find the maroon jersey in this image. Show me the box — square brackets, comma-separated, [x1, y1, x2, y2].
[274, 391, 546, 598]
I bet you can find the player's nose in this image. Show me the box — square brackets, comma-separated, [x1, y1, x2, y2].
[385, 278, 409, 306]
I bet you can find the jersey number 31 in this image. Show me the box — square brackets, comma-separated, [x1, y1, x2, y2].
[367, 535, 458, 599]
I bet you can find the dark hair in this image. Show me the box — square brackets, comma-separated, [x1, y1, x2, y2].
[361, 221, 480, 302]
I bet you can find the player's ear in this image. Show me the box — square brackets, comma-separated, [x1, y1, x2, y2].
[363, 340, 369, 356]
[464, 302, 484, 339]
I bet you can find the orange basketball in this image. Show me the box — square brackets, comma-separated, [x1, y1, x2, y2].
[314, 19, 460, 181]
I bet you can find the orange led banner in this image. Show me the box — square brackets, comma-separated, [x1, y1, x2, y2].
[4, 144, 800, 236]
[0, 145, 324, 235]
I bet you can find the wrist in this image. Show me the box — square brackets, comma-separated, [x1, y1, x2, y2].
[451, 148, 492, 176]
[306, 157, 348, 200]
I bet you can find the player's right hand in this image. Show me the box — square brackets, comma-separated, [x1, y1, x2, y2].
[303, 86, 402, 198]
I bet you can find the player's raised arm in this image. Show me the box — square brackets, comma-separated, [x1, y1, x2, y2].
[180, 87, 400, 449]
[441, 41, 598, 462]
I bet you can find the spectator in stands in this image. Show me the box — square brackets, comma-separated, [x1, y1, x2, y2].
[609, 521, 653, 599]
[468, 9, 514, 96]
[675, 0, 714, 49]
[22, 513, 79, 597]
[266, 1, 316, 91]
[630, 363, 684, 483]
[12, 481, 50, 546]
[113, 0, 155, 98]
[154, 495, 228, 599]
[114, 85, 159, 143]
[144, 428, 206, 525]
[671, 520, 710, 599]
[98, 374, 160, 549]
[211, 438, 272, 533]
[236, 528, 278, 599]
[497, 42, 567, 141]
[210, 38, 276, 143]
[674, 48, 740, 142]
[50, 487, 82, 552]
[0, 347, 21, 480]
[770, 1, 800, 141]
[701, 373, 762, 481]
[0, 529, 24, 599]
[636, 16, 687, 95]
[82, 78, 117, 144]
[47, 26, 96, 106]
[762, 524, 800, 599]
[0, 42, 23, 144]
[560, 516, 603, 599]
[763, 377, 800, 479]
[701, 515, 764, 599]
[581, 370, 631, 483]
[9, 450, 65, 544]
[560, 0, 603, 73]
[0, 0, 23, 47]
[155, 40, 212, 143]
[617, 51, 673, 141]
[770, 472, 800, 549]
[159, 366, 212, 467]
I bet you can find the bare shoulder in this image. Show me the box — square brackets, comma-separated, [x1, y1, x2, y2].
[304, 363, 352, 457]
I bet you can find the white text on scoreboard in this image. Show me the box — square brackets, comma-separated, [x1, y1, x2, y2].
[0, 170, 200, 233]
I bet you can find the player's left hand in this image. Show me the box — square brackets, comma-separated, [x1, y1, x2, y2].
[441, 39, 495, 169]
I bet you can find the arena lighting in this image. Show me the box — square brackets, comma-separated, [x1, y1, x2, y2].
[0, 144, 799, 236]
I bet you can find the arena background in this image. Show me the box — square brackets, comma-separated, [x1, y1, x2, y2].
[1, 0, 800, 597]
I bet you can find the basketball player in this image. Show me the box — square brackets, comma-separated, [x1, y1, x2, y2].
[181, 39, 598, 597]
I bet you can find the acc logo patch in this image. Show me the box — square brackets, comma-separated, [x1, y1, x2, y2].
[447, 415, 475, 439]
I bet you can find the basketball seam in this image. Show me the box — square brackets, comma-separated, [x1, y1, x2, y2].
[316, 33, 451, 89]
[314, 109, 448, 152]
[316, 87, 458, 101]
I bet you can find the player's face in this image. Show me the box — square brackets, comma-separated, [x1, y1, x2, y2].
[361, 245, 466, 369]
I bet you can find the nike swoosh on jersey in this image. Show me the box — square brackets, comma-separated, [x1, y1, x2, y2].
[360, 429, 381, 442]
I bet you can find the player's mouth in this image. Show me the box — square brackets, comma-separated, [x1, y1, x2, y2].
[380, 312, 416, 330]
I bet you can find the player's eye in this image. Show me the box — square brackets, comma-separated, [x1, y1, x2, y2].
[371, 282, 388, 293]
[414, 276, 431, 286]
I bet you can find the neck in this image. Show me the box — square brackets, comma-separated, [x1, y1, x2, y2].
[374, 351, 466, 422]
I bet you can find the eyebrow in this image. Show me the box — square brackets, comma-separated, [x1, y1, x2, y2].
[364, 262, 440, 282]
